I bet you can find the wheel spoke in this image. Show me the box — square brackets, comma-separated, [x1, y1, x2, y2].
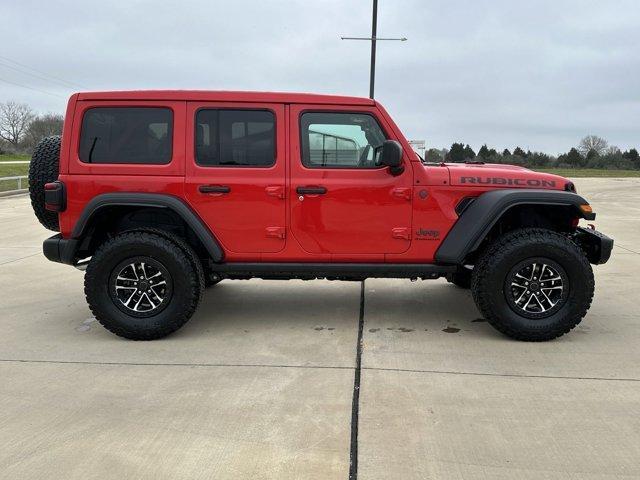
[148, 288, 163, 302]
[540, 289, 556, 308]
[531, 263, 538, 280]
[534, 294, 547, 312]
[124, 289, 138, 307]
[515, 289, 528, 304]
[145, 293, 157, 309]
[117, 275, 137, 281]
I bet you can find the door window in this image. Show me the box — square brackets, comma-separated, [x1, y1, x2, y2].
[300, 112, 386, 168]
[79, 107, 172, 164]
[195, 109, 275, 167]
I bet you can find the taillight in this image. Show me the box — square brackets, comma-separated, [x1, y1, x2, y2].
[44, 181, 66, 212]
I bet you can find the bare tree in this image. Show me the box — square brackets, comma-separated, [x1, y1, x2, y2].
[0, 101, 34, 148]
[605, 145, 621, 156]
[24, 113, 64, 150]
[578, 135, 608, 157]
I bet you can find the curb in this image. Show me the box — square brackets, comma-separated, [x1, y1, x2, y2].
[0, 189, 28, 198]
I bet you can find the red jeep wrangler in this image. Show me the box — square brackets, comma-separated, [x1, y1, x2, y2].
[29, 91, 612, 341]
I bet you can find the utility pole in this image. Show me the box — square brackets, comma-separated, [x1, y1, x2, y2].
[341, 0, 407, 99]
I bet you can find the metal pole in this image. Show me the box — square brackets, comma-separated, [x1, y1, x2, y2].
[369, 0, 378, 99]
[340, 1, 405, 98]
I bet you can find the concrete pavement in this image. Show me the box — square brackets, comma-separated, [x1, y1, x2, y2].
[1, 178, 639, 479]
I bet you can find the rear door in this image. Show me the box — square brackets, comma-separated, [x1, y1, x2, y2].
[184, 103, 286, 255]
[289, 105, 413, 256]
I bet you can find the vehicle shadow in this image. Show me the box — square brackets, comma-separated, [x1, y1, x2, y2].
[186, 278, 492, 339]
[183, 279, 363, 335]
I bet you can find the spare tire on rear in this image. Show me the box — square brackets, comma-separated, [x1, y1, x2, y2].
[29, 135, 61, 231]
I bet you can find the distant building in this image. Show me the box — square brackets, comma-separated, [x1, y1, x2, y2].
[408, 139, 425, 158]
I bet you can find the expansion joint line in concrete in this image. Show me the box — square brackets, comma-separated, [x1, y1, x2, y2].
[349, 280, 365, 480]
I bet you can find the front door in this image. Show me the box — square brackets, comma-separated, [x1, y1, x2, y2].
[185, 102, 286, 255]
[289, 105, 412, 255]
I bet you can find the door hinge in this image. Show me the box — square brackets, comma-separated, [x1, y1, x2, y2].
[391, 187, 412, 201]
[265, 226, 286, 239]
[265, 185, 285, 199]
[392, 227, 411, 240]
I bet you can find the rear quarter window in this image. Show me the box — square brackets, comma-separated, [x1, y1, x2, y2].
[79, 107, 173, 164]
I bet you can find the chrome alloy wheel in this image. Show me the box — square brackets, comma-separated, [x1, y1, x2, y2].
[109, 257, 172, 317]
[505, 259, 569, 319]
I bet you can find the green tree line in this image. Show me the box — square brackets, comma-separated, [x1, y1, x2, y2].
[425, 135, 640, 170]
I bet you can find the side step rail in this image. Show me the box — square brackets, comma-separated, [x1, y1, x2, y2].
[213, 262, 456, 280]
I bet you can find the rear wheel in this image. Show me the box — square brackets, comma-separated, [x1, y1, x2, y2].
[471, 228, 594, 341]
[85, 231, 204, 340]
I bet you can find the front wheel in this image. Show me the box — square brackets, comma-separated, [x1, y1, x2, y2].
[471, 228, 594, 341]
[85, 231, 204, 340]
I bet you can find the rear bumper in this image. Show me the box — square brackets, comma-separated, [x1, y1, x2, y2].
[575, 227, 613, 265]
[43, 234, 79, 265]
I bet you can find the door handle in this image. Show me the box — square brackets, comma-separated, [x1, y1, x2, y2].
[391, 187, 412, 201]
[265, 185, 285, 199]
[296, 186, 327, 195]
[199, 185, 231, 194]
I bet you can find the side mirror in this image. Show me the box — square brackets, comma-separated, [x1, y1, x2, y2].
[379, 140, 404, 175]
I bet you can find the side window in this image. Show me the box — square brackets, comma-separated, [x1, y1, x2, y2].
[300, 112, 387, 168]
[195, 109, 275, 167]
[79, 107, 172, 164]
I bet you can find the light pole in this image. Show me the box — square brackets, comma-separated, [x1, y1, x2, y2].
[341, 0, 407, 99]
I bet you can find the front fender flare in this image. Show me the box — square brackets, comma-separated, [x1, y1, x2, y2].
[434, 189, 593, 265]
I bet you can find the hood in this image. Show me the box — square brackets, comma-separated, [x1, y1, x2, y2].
[446, 162, 571, 190]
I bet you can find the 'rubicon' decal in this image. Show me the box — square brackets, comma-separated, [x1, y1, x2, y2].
[460, 177, 556, 188]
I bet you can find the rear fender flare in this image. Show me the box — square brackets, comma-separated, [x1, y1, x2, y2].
[72, 193, 224, 262]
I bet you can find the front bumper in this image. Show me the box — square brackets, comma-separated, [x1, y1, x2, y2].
[575, 227, 613, 265]
[43, 233, 79, 265]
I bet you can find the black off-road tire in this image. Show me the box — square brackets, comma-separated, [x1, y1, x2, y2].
[448, 268, 472, 289]
[85, 231, 204, 340]
[471, 228, 594, 341]
[28, 135, 61, 231]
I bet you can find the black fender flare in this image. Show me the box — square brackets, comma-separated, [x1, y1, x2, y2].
[434, 189, 594, 265]
[72, 193, 224, 262]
